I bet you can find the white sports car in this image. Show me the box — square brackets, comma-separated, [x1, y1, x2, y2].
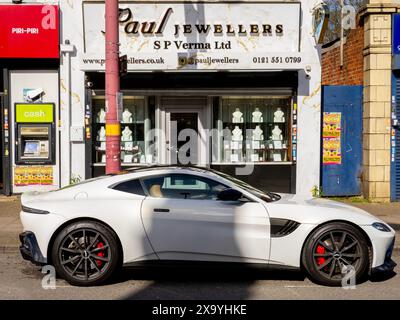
[19, 166, 396, 286]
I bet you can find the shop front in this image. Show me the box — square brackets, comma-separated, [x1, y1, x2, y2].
[0, 4, 60, 195]
[61, 1, 322, 195]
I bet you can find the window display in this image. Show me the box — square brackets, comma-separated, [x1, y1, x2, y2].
[91, 96, 154, 166]
[214, 97, 292, 164]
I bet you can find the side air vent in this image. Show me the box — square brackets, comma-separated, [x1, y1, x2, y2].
[270, 218, 300, 238]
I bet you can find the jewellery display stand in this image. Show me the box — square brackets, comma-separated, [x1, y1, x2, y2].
[274, 107, 285, 123]
[220, 98, 291, 163]
[121, 108, 133, 124]
[97, 126, 106, 142]
[96, 108, 106, 124]
[252, 108, 263, 123]
[92, 96, 146, 165]
[232, 108, 244, 123]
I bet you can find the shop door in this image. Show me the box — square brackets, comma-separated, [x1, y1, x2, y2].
[391, 72, 400, 201]
[162, 97, 208, 166]
[321, 86, 363, 196]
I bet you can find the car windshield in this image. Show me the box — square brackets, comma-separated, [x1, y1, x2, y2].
[209, 169, 281, 202]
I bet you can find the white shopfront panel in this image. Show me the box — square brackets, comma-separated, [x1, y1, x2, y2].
[10, 70, 60, 193]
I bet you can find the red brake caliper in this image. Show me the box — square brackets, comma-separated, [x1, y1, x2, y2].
[96, 242, 105, 267]
[316, 245, 326, 266]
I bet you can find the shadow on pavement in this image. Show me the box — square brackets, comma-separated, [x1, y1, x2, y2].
[115, 266, 306, 300]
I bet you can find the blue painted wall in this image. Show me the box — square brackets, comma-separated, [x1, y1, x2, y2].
[322, 86, 363, 197]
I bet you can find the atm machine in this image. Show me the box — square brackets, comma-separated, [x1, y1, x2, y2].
[15, 103, 55, 165]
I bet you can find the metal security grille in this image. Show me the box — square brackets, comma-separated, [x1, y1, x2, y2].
[392, 74, 400, 201]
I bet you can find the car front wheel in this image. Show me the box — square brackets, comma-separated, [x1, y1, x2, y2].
[52, 221, 121, 286]
[302, 222, 370, 287]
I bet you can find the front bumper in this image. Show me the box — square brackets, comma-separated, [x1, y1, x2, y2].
[371, 238, 397, 275]
[19, 232, 47, 265]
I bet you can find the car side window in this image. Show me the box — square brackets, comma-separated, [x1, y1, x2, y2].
[142, 174, 228, 200]
[112, 179, 145, 196]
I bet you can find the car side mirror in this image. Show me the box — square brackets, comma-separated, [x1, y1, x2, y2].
[217, 188, 243, 201]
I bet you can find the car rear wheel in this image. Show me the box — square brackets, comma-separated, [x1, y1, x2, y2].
[302, 222, 370, 287]
[52, 221, 121, 286]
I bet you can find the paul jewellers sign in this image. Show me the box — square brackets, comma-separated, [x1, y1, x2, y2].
[81, 2, 304, 71]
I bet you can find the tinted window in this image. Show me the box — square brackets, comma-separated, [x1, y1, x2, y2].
[142, 174, 228, 200]
[112, 179, 145, 196]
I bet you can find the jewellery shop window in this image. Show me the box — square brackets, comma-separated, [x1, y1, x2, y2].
[92, 96, 155, 165]
[214, 97, 292, 164]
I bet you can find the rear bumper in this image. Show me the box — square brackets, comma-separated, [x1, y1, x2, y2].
[19, 231, 47, 265]
[371, 238, 397, 275]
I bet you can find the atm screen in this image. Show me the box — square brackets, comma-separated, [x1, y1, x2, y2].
[24, 140, 40, 156]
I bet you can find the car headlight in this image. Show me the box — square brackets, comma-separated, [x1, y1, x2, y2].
[372, 222, 391, 232]
[22, 205, 49, 215]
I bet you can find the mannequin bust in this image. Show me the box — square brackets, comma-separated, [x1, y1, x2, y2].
[252, 125, 264, 141]
[271, 125, 283, 141]
[97, 126, 106, 141]
[121, 126, 133, 142]
[97, 108, 106, 123]
[232, 108, 243, 123]
[122, 108, 133, 123]
[252, 108, 263, 123]
[232, 126, 243, 141]
[274, 107, 285, 123]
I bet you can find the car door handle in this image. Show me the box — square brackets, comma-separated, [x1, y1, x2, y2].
[153, 208, 170, 213]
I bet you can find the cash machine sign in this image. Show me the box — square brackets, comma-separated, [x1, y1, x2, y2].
[16, 104, 54, 123]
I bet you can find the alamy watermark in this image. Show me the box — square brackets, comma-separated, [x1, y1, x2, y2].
[41, 265, 56, 290]
[341, 265, 357, 290]
[144, 125, 256, 176]
[342, 5, 357, 31]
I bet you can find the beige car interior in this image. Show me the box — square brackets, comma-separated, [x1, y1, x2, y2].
[149, 184, 164, 198]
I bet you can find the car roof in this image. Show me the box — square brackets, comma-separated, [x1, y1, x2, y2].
[124, 165, 212, 174]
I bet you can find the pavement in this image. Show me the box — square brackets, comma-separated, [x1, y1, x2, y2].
[0, 195, 399, 252]
[0, 250, 399, 299]
[0, 196, 21, 253]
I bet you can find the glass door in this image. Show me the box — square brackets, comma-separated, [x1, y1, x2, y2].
[168, 112, 199, 165]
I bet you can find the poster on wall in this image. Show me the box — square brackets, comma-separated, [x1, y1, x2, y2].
[14, 166, 53, 186]
[323, 112, 342, 165]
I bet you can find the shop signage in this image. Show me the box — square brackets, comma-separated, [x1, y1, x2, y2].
[15, 104, 54, 123]
[323, 112, 342, 165]
[394, 14, 400, 55]
[0, 5, 59, 58]
[81, 2, 304, 71]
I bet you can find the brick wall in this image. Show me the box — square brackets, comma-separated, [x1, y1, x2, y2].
[322, 20, 364, 86]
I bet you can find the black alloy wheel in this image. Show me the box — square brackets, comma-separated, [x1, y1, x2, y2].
[52, 221, 121, 286]
[302, 222, 369, 286]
